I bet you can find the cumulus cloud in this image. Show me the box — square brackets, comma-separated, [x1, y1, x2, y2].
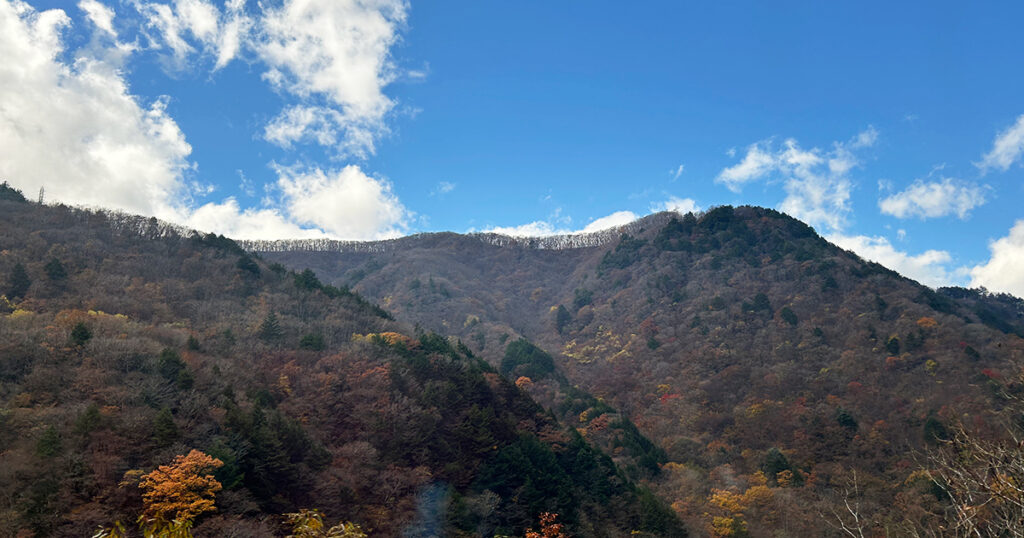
[185, 163, 412, 240]
[879, 177, 987, 219]
[651, 196, 700, 215]
[0, 0, 192, 218]
[828, 233, 959, 288]
[0, 1, 412, 241]
[274, 164, 411, 240]
[128, 0, 406, 157]
[978, 114, 1024, 173]
[257, 0, 408, 158]
[717, 128, 875, 232]
[969, 220, 1024, 298]
[187, 198, 326, 240]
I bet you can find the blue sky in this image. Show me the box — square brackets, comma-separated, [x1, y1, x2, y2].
[2, 0, 1024, 296]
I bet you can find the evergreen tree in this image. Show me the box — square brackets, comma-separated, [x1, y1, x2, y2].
[43, 258, 66, 280]
[258, 312, 283, 342]
[6, 262, 30, 299]
[0, 181, 27, 203]
[554, 305, 572, 334]
[70, 322, 92, 346]
[153, 408, 179, 447]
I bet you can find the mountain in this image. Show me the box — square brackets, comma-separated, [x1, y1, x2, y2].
[252, 205, 1024, 535]
[0, 194, 685, 537]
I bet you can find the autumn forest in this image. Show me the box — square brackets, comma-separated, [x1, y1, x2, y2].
[3, 183, 1024, 537]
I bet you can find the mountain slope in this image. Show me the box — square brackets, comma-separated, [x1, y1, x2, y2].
[255, 205, 1024, 535]
[0, 196, 684, 537]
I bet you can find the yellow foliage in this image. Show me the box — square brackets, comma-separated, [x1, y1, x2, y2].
[710, 515, 747, 537]
[776, 470, 796, 488]
[515, 376, 533, 389]
[744, 403, 765, 418]
[285, 509, 368, 537]
[741, 484, 774, 507]
[709, 489, 745, 514]
[916, 316, 939, 329]
[139, 450, 223, 523]
[561, 326, 628, 364]
[656, 384, 671, 395]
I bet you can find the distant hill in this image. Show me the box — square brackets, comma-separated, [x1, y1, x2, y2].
[0, 194, 684, 537]
[257, 205, 1024, 535]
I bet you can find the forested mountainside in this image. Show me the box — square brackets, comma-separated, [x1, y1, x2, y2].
[257, 205, 1024, 535]
[0, 190, 685, 537]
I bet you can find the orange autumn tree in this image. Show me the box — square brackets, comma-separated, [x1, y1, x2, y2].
[526, 512, 567, 538]
[139, 449, 224, 524]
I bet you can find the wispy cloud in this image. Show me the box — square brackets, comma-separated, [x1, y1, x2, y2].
[879, 177, 987, 220]
[828, 232, 962, 288]
[978, 114, 1024, 173]
[482, 210, 639, 237]
[717, 127, 877, 232]
[431, 181, 455, 196]
[651, 196, 700, 215]
[670, 164, 684, 181]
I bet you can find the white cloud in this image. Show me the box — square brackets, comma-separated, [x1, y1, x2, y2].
[257, 0, 408, 157]
[651, 196, 700, 215]
[580, 211, 638, 233]
[78, 0, 116, 38]
[483, 210, 640, 237]
[484, 221, 564, 237]
[851, 125, 878, 149]
[131, 0, 407, 157]
[828, 233, 959, 288]
[670, 164, 684, 180]
[0, 0, 192, 219]
[187, 198, 326, 240]
[716, 142, 776, 192]
[878, 177, 987, 219]
[274, 164, 411, 240]
[133, 0, 247, 70]
[0, 2, 412, 242]
[717, 128, 876, 232]
[432, 181, 455, 195]
[969, 220, 1024, 298]
[978, 114, 1024, 173]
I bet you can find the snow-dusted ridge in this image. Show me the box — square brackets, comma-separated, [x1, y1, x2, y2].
[239, 212, 683, 253]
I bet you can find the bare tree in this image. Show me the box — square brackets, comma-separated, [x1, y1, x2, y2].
[923, 422, 1024, 537]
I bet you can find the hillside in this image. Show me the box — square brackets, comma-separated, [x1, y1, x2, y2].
[0, 193, 685, 537]
[255, 205, 1024, 535]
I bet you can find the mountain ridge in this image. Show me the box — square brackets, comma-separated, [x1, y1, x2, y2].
[258, 204, 1024, 535]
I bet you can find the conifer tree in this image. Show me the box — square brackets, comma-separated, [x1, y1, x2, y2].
[6, 262, 30, 299]
[44, 258, 66, 280]
[258, 312, 283, 342]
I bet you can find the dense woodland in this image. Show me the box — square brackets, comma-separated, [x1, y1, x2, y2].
[0, 184, 683, 537]
[260, 205, 1024, 536]
[6, 177, 1024, 536]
